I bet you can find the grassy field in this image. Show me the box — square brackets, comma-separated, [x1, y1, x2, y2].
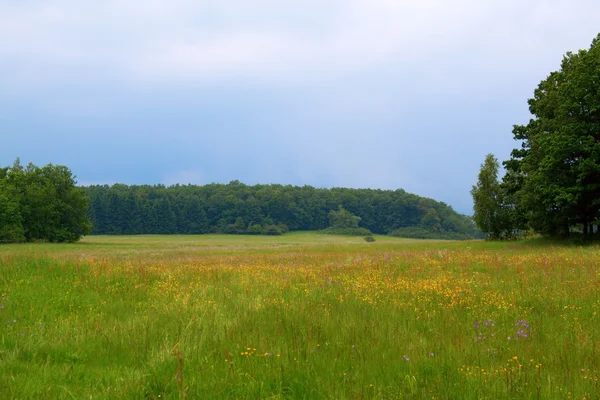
[1, 233, 599, 399]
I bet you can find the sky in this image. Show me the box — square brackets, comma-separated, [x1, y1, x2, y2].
[1, 1, 599, 215]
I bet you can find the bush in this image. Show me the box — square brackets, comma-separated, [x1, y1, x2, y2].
[388, 227, 471, 240]
[320, 227, 372, 236]
[262, 225, 283, 235]
[364, 235, 375, 242]
[247, 224, 263, 235]
[277, 223, 289, 234]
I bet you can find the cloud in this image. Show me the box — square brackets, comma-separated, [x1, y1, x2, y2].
[2, 0, 599, 88]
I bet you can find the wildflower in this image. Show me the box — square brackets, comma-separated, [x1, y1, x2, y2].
[515, 319, 531, 339]
[474, 321, 480, 329]
[403, 355, 410, 361]
[516, 319, 530, 329]
[516, 329, 528, 338]
[429, 353, 434, 357]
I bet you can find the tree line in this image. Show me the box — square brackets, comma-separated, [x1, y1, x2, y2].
[472, 33, 600, 239]
[84, 182, 480, 239]
[0, 159, 91, 243]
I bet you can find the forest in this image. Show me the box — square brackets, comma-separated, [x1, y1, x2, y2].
[84, 182, 481, 239]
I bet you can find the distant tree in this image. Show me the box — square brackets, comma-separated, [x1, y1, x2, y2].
[328, 206, 361, 229]
[233, 217, 247, 233]
[248, 223, 262, 235]
[420, 208, 442, 232]
[471, 154, 510, 239]
[0, 179, 25, 243]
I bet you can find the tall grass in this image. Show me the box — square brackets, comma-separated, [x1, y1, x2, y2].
[0, 234, 599, 398]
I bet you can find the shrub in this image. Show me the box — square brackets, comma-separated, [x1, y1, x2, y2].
[388, 227, 471, 240]
[262, 225, 283, 235]
[320, 227, 372, 236]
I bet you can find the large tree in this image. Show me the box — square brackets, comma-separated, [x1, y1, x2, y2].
[0, 160, 91, 243]
[504, 33, 600, 237]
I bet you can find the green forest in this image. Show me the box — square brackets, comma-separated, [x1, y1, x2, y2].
[0, 159, 481, 243]
[83, 182, 480, 239]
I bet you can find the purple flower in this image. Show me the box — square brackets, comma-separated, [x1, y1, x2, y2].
[515, 319, 531, 339]
[474, 321, 480, 329]
[516, 319, 530, 329]
[429, 353, 434, 357]
[403, 355, 410, 361]
[516, 329, 528, 338]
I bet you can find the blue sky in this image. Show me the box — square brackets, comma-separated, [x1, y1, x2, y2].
[2, 1, 599, 214]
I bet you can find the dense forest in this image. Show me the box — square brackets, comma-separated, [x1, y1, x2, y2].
[84, 182, 481, 239]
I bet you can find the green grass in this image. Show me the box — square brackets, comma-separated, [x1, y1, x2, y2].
[1, 233, 599, 398]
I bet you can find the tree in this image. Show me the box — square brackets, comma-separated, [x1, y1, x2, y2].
[0, 180, 25, 243]
[0, 160, 91, 243]
[233, 217, 247, 233]
[328, 206, 361, 229]
[504, 33, 600, 237]
[471, 154, 509, 239]
[420, 208, 442, 232]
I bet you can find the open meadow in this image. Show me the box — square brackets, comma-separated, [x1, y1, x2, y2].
[1, 233, 599, 399]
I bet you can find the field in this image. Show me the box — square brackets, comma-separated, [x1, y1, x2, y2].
[1, 233, 599, 399]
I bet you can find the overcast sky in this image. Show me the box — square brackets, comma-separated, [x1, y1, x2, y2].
[1, 1, 599, 214]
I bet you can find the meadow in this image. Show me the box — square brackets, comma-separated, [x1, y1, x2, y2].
[0, 233, 599, 399]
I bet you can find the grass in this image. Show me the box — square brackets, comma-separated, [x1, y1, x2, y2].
[1, 233, 599, 399]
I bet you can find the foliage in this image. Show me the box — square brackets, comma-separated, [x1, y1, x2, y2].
[328, 206, 361, 229]
[0, 179, 25, 243]
[320, 227, 372, 236]
[83, 182, 481, 238]
[420, 208, 442, 232]
[389, 226, 473, 240]
[262, 224, 284, 235]
[502, 33, 600, 237]
[471, 154, 515, 239]
[364, 234, 375, 242]
[0, 159, 91, 243]
[1, 234, 599, 398]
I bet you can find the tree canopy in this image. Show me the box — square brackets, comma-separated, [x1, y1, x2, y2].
[83, 182, 480, 239]
[0, 159, 92, 243]
[474, 33, 600, 238]
[471, 154, 513, 239]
